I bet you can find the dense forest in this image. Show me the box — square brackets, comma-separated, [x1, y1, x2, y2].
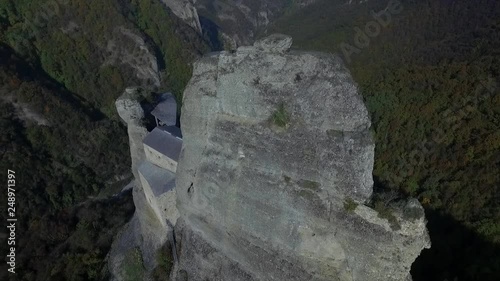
[0, 0, 208, 280]
[272, 0, 500, 280]
[0, 41, 135, 281]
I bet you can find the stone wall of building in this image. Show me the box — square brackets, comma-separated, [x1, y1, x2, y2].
[144, 144, 178, 173]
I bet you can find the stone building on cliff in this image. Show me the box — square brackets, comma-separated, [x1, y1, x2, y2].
[138, 94, 182, 229]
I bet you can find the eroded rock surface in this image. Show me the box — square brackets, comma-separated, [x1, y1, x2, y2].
[116, 87, 148, 181]
[175, 34, 430, 281]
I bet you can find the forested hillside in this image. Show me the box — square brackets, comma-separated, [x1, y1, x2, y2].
[272, 0, 500, 280]
[0, 41, 135, 281]
[0, 0, 210, 280]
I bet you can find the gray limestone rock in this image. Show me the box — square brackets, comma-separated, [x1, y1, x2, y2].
[174, 34, 430, 280]
[116, 88, 148, 181]
[115, 88, 169, 280]
[253, 34, 293, 53]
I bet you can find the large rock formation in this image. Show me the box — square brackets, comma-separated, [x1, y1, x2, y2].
[115, 88, 149, 181]
[174, 34, 430, 281]
[113, 88, 170, 280]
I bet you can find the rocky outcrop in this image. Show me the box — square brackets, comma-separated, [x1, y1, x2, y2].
[160, 0, 202, 33]
[174, 34, 430, 281]
[113, 88, 170, 280]
[115, 87, 149, 181]
[1, 94, 50, 126]
[104, 27, 161, 88]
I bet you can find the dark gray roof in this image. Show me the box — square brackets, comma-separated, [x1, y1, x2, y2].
[151, 93, 177, 126]
[158, 125, 183, 139]
[143, 127, 183, 161]
[138, 161, 176, 197]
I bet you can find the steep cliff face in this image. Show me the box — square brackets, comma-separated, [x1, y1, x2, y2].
[174, 34, 430, 281]
[113, 88, 170, 280]
[115, 88, 149, 181]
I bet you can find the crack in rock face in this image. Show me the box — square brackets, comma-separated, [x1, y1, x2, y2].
[174, 34, 430, 281]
